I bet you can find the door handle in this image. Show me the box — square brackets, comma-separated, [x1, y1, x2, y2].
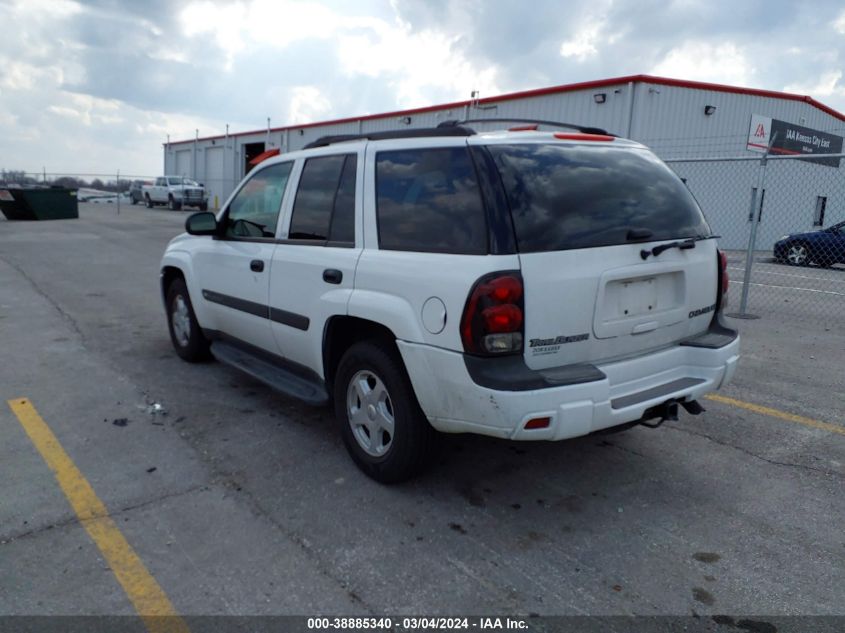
[323, 269, 343, 284]
[250, 259, 264, 273]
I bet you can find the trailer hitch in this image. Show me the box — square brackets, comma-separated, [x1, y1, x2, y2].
[639, 399, 705, 429]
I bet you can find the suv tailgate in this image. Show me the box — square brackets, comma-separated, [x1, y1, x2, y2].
[483, 139, 718, 371]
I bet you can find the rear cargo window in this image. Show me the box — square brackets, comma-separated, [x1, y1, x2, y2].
[487, 144, 710, 252]
[376, 147, 487, 254]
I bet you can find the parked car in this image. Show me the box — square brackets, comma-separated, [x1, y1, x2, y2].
[159, 121, 740, 483]
[773, 221, 845, 267]
[143, 176, 207, 210]
[129, 180, 152, 205]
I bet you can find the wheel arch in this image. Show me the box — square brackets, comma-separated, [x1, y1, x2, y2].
[322, 316, 399, 392]
[160, 265, 185, 307]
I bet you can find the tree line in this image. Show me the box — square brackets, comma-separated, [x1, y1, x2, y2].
[0, 170, 133, 192]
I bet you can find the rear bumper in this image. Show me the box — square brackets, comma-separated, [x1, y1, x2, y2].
[397, 334, 739, 441]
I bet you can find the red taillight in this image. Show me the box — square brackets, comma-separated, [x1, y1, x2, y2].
[461, 272, 524, 355]
[553, 133, 615, 142]
[717, 250, 729, 309]
[483, 304, 523, 333]
[487, 275, 523, 303]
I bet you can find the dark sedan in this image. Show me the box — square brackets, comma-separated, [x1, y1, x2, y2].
[773, 221, 845, 267]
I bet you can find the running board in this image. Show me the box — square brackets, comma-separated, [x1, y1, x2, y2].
[210, 340, 329, 406]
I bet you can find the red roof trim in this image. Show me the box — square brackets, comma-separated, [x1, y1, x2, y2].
[167, 74, 845, 146]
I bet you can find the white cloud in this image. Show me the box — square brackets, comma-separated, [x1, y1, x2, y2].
[179, 0, 346, 66]
[337, 24, 499, 108]
[560, 26, 601, 61]
[835, 10, 845, 35]
[3, 0, 845, 177]
[179, 0, 499, 109]
[651, 41, 754, 86]
[558, 0, 613, 62]
[784, 71, 845, 98]
[288, 86, 332, 123]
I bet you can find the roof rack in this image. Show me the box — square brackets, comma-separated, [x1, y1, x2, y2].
[437, 118, 613, 136]
[303, 125, 475, 149]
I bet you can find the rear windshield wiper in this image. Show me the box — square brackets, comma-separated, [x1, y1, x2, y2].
[640, 235, 719, 260]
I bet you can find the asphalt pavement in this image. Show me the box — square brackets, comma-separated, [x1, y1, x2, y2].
[1, 203, 843, 620]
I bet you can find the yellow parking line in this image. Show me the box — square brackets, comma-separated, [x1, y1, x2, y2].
[7, 398, 190, 633]
[705, 394, 844, 436]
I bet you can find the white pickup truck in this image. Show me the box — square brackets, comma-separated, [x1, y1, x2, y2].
[143, 176, 208, 211]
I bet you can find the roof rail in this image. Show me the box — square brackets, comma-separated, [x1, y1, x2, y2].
[303, 125, 475, 149]
[437, 118, 613, 136]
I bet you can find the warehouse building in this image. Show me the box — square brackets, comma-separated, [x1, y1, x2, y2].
[164, 74, 845, 250]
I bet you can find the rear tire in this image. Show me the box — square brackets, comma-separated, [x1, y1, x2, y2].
[785, 242, 809, 266]
[334, 340, 435, 483]
[166, 278, 210, 362]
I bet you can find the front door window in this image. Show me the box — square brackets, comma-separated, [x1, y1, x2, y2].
[225, 162, 293, 238]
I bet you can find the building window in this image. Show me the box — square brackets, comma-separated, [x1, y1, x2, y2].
[814, 196, 827, 227]
[749, 187, 765, 222]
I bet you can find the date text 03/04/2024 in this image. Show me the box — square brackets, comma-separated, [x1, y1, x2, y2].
[306, 617, 530, 630]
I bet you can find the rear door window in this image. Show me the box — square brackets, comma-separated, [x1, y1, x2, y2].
[289, 154, 356, 244]
[375, 147, 487, 254]
[487, 144, 711, 252]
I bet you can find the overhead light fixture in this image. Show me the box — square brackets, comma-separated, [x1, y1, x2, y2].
[593, 93, 607, 104]
[704, 105, 717, 116]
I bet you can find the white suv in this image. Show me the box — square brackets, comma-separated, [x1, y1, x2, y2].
[160, 122, 740, 483]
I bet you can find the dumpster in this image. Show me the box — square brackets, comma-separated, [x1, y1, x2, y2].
[0, 186, 79, 220]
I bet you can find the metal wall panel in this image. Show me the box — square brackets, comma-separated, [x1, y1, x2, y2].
[166, 80, 845, 250]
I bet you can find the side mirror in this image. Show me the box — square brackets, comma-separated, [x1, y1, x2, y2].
[185, 212, 218, 236]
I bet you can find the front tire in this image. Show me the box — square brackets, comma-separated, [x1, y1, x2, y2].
[334, 340, 435, 483]
[145, 194, 153, 208]
[166, 278, 209, 362]
[168, 195, 182, 211]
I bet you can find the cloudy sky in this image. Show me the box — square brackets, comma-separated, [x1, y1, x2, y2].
[2, 0, 845, 176]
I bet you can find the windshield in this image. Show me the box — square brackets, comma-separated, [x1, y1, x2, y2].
[487, 144, 711, 252]
[168, 177, 198, 186]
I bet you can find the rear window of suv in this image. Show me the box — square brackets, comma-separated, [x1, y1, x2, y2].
[487, 144, 711, 252]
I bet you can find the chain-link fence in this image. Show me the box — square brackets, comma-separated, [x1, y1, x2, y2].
[0, 171, 232, 215]
[665, 152, 845, 327]
[0, 171, 161, 214]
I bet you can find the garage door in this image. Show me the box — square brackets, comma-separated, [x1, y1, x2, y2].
[204, 147, 224, 210]
[175, 150, 191, 178]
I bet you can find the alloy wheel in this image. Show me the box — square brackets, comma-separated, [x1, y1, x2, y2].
[346, 370, 395, 457]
